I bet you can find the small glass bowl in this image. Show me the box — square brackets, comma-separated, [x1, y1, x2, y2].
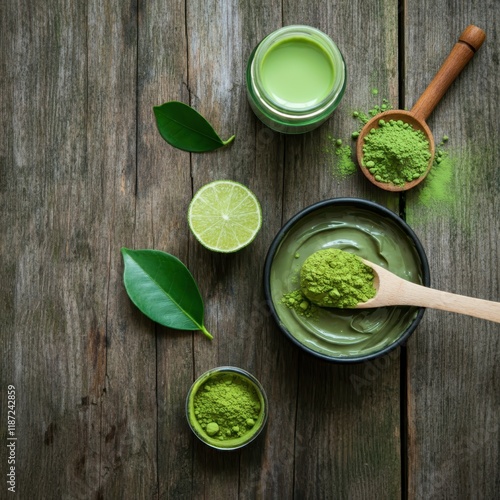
[186, 366, 268, 450]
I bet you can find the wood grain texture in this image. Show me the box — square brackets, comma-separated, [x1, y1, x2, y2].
[1, 0, 499, 498]
[1, 1, 97, 497]
[136, 1, 195, 498]
[90, 1, 160, 498]
[185, 1, 296, 497]
[282, 0, 402, 498]
[404, 1, 500, 498]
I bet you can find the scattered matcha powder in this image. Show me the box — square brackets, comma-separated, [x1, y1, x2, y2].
[417, 140, 455, 209]
[193, 372, 261, 442]
[300, 249, 376, 308]
[361, 119, 431, 186]
[282, 289, 317, 318]
[325, 98, 393, 179]
[324, 135, 357, 178]
[352, 99, 393, 138]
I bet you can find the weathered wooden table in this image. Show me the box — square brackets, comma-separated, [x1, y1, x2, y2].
[2, 1, 499, 498]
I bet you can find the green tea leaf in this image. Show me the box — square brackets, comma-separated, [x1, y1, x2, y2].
[153, 101, 235, 153]
[121, 248, 212, 339]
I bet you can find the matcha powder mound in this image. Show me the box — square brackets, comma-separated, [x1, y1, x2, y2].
[300, 249, 376, 308]
[362, 119, 431, 186]
[193, 373, 261, 442]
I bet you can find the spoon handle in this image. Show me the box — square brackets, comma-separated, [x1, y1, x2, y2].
[386, 280, 500, 324]
[410, 25, 486, 122]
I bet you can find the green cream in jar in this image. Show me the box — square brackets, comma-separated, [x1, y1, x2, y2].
[246, 25, 346, 134]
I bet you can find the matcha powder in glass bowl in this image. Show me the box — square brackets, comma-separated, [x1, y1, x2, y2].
[186, 367, 268, 450]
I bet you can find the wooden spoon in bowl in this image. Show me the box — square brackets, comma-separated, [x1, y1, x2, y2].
[356, 25, 486, 192]
[357, 260, 500, 324]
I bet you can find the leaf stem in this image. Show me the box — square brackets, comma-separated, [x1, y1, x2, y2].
[200, 325, 213, 340]
[223, 135, 236, 146]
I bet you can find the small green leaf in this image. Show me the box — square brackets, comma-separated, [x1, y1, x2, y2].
[153, 101, 235, 153]
[121, 248, 212, 339]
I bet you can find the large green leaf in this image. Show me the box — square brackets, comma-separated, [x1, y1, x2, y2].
[153, 101, 235, 153]
[121, 248, 212, 339]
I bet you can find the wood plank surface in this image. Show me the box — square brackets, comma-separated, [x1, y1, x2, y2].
[92, 1, 160, 498]
[137, 1, 193, 498]
[404, 1, 500, 498]
[1, 0, 498, 498]
[281, 1, 402, 498]
[1, 1, 99, 497]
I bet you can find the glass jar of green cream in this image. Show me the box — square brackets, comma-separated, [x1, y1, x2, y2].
[246, 25, 346, 134]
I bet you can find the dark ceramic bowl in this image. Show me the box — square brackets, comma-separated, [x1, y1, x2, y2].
[264, 198, 430, 363]
[186, 366, 268, 450]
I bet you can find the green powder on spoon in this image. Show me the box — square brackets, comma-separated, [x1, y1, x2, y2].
[361, 119, 431, 186]
[300, 249, 376, 308]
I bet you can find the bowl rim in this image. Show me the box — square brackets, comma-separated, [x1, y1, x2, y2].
[185, 366, 269, 450]
[263, 197, 431, 364]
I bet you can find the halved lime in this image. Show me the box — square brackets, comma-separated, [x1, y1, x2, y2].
[188, 180, 262, 253]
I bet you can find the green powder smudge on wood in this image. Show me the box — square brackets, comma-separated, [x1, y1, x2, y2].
[324, 135, 357, 179]
[417, 142, 455, 209]
[406, 140, 499, 240]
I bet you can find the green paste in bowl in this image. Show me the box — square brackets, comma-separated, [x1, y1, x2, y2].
[264, 198, 430, 362]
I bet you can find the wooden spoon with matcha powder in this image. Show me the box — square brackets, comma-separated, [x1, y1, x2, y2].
[356, 260, 500, 324]
[356, 25, 486, 192]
